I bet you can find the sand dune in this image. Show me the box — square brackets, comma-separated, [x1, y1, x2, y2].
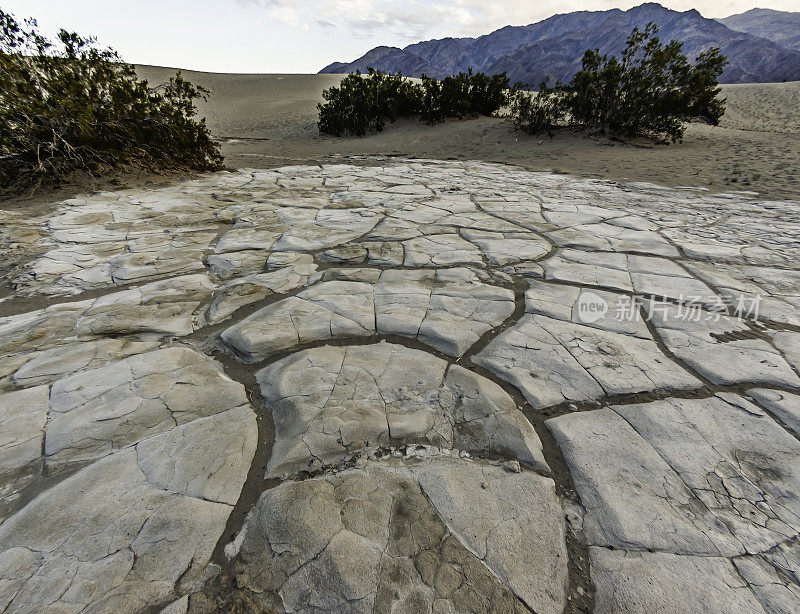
[718, 81, 800, 133]
[136, 66, 800, 199]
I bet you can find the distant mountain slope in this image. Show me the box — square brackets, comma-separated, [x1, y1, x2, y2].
[320, 46, 435, 76]
[488, 4, 800, 85]
[320, 3, 800, 84]
[719, 8, 800, 52]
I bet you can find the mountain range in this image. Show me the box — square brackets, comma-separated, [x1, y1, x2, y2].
[320, 3, 800, 85]
[719, 7, 800, 52]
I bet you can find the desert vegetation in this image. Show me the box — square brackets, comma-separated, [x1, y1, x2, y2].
[317, 68, 511, 136]
[317, 68, 423, 136]
[511, 23, 727, 142]
[320, 24, 727, 143]
[0, 8, 222, 192]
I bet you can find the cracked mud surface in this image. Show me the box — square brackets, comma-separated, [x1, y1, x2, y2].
[0, 159, 799, 613]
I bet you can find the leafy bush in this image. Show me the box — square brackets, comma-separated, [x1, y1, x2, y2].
[0, 9, 222, 192]
[510, 82, 566, 136]
[468, 71, 515, 117]
[418, 75, 454, 126]
[510, 23, 727, 142]
[419, 69, 511, 125]
[318, 69, 422, 136]
[683, 48, 727, 124]
[318, 69, 512, 135]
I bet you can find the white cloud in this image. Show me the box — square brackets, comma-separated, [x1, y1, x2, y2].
[233, 0, 308, 28]
[324, 0, 477, 37]
[235, 0, 800, 42]
[236, 0, 487, 40]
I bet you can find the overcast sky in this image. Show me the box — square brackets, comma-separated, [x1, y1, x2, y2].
[3, 0, 797, 73]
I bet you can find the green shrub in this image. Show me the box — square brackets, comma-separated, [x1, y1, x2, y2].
[317, 68, 422, 136]
[567, 24, 727, 141]
[420, 69, 511, 125]
[318, 69, 512, 134]
[683, 48, 727, 125]
[510, 82, 566, 136]
[510, 23, 727, 142]
[0, 9, 222, 191]
[468, 71, 515, 117]
[419, 74, 452, 125]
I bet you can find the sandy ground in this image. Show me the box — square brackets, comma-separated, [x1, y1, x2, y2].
[136, 67, 800, 200]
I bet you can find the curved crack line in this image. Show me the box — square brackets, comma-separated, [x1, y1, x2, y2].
[11, 159, 800, 614]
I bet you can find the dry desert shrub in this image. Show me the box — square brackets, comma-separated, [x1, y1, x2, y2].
[318, 68, 512, 136]
[511, 23, 727, 142]
[0, 8, 222, 192]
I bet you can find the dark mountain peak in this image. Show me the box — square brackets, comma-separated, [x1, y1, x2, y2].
[732, 8, 791, 17]
[411, 35, 473, 45]
[627, 2, 670, 13]
[320, 4, 800, 84]
[320, 45, 435, 77]
[360, 46, 403, 59]
[623, 2, 697, 20]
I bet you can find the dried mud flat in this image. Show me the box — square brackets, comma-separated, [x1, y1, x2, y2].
[0, 159, 799, 613]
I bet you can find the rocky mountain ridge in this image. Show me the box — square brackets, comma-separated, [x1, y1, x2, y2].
[719, 8, 800, 52]
[320, 3, 800, 85]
